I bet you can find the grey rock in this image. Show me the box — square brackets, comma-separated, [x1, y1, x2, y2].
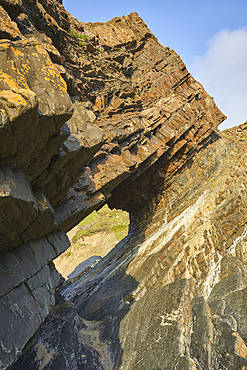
[0, 167, 38, 252]
[0, 263, 61, 370]
[0, 231, 69, 369]
[67, 255, 102, 282]
[1, 2, 247, 369]
[0, 251, 25, 298]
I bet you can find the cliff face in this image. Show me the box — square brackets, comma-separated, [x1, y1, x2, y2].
[13, 135, 247, 370]
[1, 1, 246, 369]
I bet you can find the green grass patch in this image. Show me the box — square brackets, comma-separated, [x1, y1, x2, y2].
[111, 224, 128, 240]
[79, 41, 85, 48]
[69, 28, 89, 42]
[73, 205, 129, 242]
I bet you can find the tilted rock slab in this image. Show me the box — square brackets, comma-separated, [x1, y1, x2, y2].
[0, 231, 70, 369]
[1, 0, 245, 369]
[14, 134, 247, 369]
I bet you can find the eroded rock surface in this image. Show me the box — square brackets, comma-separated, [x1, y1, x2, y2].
[0, 0, 246, 369]
[14, 133, 247, 370]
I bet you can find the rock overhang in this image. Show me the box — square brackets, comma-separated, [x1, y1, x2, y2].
[0, 1, 235, 369]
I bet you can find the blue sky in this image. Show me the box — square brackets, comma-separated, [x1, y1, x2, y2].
[64, 0, 247, 129]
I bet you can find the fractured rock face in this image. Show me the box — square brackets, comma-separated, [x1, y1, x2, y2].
[0, 5, 23, 40]
[13, 133, 247, 370]
[0, 38, 72, 171]
[0, 0, 23, 21]
[0, 231, 70, 370]
[0, 0, 246, 369]
[0, 0, 225, 249]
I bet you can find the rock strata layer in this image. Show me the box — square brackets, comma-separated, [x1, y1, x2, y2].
[14, 133, 247, 370]
[1, 0, 246, 369]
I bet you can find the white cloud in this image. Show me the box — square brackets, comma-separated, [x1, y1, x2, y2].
[189, 27, 247, 129]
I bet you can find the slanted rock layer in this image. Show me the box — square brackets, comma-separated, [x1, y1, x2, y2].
[0, 1, 247, 369]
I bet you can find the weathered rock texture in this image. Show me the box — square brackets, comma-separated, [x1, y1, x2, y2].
[13, 134, 247, 370]
[1, 0, 247, 369]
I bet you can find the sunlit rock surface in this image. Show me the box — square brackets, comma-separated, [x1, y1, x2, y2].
[13, 133, 247, 369]
[1, 0, 247, 369]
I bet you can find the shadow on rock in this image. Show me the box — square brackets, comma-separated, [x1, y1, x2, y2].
[11, 232, 142, 370]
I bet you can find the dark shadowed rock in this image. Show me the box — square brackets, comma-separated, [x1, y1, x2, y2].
[0, 167, 38, 251]
[1, 1, 247, 369]
[0, 231, 69, 370]
[0, 39, 73, 173]
[0, 5, 23, 40]
[67, 255, 102, 283]
[13, 133, 247, 369]
[0, 0, 23, 20]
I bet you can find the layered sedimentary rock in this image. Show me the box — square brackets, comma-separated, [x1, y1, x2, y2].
[1, 0, 247, 369]
[13, 134, 247, 370]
